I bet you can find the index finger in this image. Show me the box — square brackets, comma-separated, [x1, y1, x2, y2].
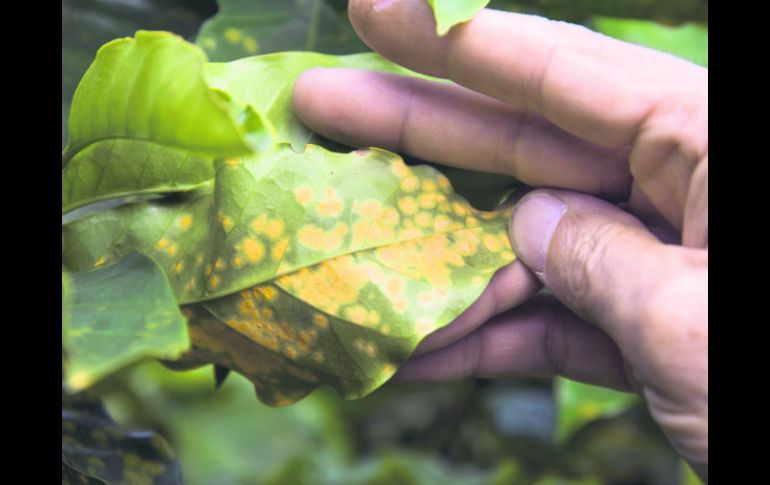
[349, 0, 707, 146]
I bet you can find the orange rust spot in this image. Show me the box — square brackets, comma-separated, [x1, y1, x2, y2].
[242, 238, 265, 263]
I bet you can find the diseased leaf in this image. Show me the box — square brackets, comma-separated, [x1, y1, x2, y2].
[197, 0, 367, 62]
[63, 145, 515, 405]
[63, 253, 190, 392]
[62, 393, 182, 484]
[426, 0, 491, 35]
[62, 31, 265, 212]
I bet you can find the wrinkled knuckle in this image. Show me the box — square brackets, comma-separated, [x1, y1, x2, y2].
[557, 218, 623, 316]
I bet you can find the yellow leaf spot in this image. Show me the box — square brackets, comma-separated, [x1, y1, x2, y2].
[224, 27, 242, 43]
[313, 313, 329, 329]
[422, 179, 437, 192]
[391, 160, 410, 177]
[156, 238, 169, 250]
[415, 212, 432, 227]
[215, 258, 227, 270]
[354, 199, 383, 219]
[224, 158, 240, 168]
[255, 285, 278, 302]
[201, 37, 217, 50]
[397, 196, 417, 215]
[382, 207, 400, 226]
[232, 255, 243, 268]
[266, 219, 285, 239]
[174, 261, 185, 273]
[418, 193, 436, 209]
[93, 256, 107, 267]
[222, 216, 234, 232]
[354, 338, 377, 357]
[483, 233, 503, 252]
[434, 214, 452, 231]
[452, 202, 468, 216]
[438, 177, 451, 190]
[165, 244, 178, 257]
[294, 186, 314, 206]
[285, 346, 298, 359]
[178, 214, 193, 230]
[271, 237, 290, 261]
[242, 36, 258, 53]
[242, 238, 265, 263]
[400, 176, 419, 192]
[384, 276, 405, 299]
[465, 216, 480, 226]
[318, 187, 343, 217]
[209, 276, 220, 289]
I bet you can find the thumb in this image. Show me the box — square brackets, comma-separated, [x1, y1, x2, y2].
[508, 189, 666, 338]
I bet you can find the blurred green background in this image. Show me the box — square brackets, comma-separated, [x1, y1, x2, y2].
[62, 1, 707, 484]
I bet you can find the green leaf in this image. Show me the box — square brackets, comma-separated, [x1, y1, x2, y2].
[592, 17, 708, 67]
[63, 145, 515, 405]
[196, 0, 367, 62]
[426, 0, 491, 35]
[62, 0, 217, 148]
[555, 378, 638, 442]
[62, 393, 182, 484]
[62, 31, 264, 212]
[63, 253, 190, 392]
[203, 51, 435, 151]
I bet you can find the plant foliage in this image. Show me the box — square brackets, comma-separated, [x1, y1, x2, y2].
[62, 31, 515, 405]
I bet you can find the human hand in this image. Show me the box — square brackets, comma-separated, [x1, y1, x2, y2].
[292, 0, 707, 479]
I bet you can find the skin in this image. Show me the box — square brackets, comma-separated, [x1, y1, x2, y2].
[292, 0, 707, 479]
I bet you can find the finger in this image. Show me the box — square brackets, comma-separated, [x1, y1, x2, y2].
[507, 188, 693, 343]
[397, 295, 632, 391]
[349, 0, 707, 147]
[414, 259, 541, 356]
[294, 68, 631, 199]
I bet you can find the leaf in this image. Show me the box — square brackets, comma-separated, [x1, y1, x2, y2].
[426, 0, 491, 35]
[592, 17, 708, 67]
[63, 144, 515, 405]
[63, 252, 190, 392]
[196, 0, 367, 62]
[62, 31, 266, 212]
[62, 0, 217, 148]
[555, 377, 638, 442]
[203, 51, 436, 151]
[62, 393, 182, 484]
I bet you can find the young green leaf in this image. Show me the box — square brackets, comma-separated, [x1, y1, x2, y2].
[63, 145, 515, 405]
[426, 0, 491, 35]
[204, 52, 436, 151]
[62, 31, 265, 213]
[63, 252, 190, 392]
[196, 0, 367, 61]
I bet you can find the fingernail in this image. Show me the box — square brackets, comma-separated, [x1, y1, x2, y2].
[509, 193, 567, 274]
